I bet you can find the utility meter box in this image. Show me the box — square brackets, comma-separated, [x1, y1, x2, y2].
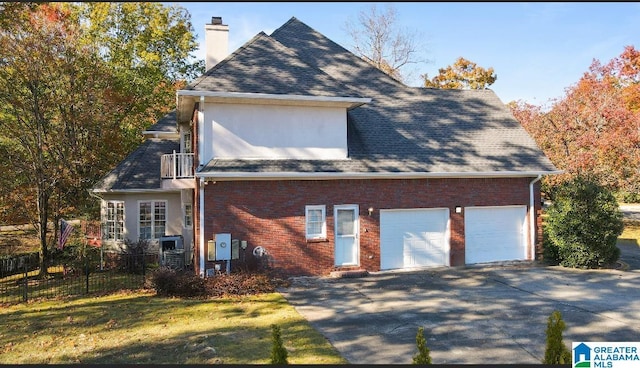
[214, 233, 231, 261]
[231, 239, 240, 260]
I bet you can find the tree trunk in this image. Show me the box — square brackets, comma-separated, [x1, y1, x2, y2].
[37, 187, 49, 278]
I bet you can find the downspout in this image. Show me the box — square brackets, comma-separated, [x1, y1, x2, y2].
[529, 175, 543, 260]
[198, 95, 206, 277]
[199, 177, 205, 277]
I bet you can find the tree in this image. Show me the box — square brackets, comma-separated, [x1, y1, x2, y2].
[545, 176, 623, 268]
[510, 47, 640, 197]
[0, 4, 124, 274]
[65, 2, 204, 154]
[1, 2, 203, 237]
[344, 4, 426, 83]
[270, 324, 288, 364]
[543, 310, 572, 365]
[422, 57, 497, 89]
[412, 326, 432, 364]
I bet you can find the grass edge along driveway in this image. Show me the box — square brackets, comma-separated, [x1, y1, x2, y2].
[0, 290, 347, 364]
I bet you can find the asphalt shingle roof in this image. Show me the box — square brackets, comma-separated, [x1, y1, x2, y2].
[95, 16, 557, 191]
[200, 17, 557, 176]
[144, 110, 178, 133]
[93, 138, 179, 192]
[185, 32, 362, 98]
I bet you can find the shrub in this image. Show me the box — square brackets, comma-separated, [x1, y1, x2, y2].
[541, 234, 561, 265]
[147, 268, 288, 299]
[270, 324, 288, 365]
[204, 270, 287, 298]
[147, 267, 206, 297]
[545, 176, 623, 268]
[543, 310, 571, 365]
[412, 326, 432, 364]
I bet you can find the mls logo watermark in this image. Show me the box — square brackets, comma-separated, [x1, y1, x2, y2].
[572, 342, 640, 368]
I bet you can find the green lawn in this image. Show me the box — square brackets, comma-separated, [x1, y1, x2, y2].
[0, 290, 348, 364]
[620, 219, 640, 246]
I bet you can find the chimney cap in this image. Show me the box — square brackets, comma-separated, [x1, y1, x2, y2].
[211, 16, 223, 25]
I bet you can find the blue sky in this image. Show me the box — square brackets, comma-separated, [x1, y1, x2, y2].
[170, 2, 640, 106]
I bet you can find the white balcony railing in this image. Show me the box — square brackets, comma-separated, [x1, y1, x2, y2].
[161, 151, 194, 179]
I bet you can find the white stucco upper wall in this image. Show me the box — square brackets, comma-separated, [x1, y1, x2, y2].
[202, 103, 348, 160]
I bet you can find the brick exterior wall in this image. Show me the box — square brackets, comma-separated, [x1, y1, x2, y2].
[195, 177, 542, 276]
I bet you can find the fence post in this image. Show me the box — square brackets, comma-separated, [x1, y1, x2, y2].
[85, 254, 89, 294]
[23, 262, 28, 303]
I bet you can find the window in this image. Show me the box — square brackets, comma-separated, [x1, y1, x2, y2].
[184, 203, 193, 227]
[183, 130, 192, 153]
[139, 201, 166, 240]
[305, 205, 326, 240]
[104, 201, 124, 241]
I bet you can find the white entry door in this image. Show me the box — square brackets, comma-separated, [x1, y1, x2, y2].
[334, 205, 359, 266]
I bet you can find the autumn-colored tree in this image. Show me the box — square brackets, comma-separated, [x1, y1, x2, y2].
[0, 2, 203, 231]
[0, 3, 125, 273]
[344, 4, 427, 83]
[64, 2, 204, 153]
[510, 47, 640, 197]
[422, 57, 497, 89]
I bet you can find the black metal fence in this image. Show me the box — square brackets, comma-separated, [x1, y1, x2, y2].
[0, 251, 158, 305]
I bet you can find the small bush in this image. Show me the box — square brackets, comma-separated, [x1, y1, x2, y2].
[615, 190, 640, 204]
[545, 176, 623, 268]
[270, 324, 288, 365]
[147, 268, 288, 299]
[205, 270, 288, 298]
[147, 267, 206, 297]
[543, 310, 571, 365]
[412, 326, 432, 364]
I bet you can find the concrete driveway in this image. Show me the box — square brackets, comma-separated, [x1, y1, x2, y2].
[279, 245, 640, 364]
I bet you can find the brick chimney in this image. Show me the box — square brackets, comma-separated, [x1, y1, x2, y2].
[205, 16, 229, 71]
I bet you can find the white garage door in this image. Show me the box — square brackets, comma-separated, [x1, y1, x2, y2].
[464, 206, 527, 264]
[380, 208, 449, 270]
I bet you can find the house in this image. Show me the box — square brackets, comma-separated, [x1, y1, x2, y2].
[92, 16, 560, 277]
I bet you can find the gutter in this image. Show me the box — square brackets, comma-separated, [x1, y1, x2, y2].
[529, 175, 543, 260]
[196, 170, 564, 181]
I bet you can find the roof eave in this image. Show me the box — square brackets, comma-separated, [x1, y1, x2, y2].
[177, 90, 370, 108]
[142, 131, 180, 139]
[195, 170, 564, 181]
[91, 188, 183, 194]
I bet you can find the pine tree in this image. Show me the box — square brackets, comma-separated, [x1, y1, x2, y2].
[413, 326, 432, 364]
[543, 310, 572, 364]
[270, 324, 288, 365]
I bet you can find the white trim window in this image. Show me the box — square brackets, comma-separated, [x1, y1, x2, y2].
[104, 201, 124, 241]
[305, 205, 326, 240]
[139, 200, 167, 240]
[183, 203, 193, 227]
[183, 130, 193, 153]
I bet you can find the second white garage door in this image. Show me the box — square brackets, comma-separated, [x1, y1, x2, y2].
[380, 208, 449, 270]
[464, 206, 527, 264]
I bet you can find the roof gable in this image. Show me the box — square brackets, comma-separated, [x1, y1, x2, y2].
[185, 31, 362, 99]
[270, 17, 406, 95]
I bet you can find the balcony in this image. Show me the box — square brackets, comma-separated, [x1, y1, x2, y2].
[161, 152, 195, 189]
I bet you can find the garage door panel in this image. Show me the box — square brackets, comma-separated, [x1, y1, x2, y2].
[465, 206, 526, 264]
[381, 209, 449, 270]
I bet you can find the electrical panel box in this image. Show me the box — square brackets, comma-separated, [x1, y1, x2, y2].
[214, 233, 231, 261]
